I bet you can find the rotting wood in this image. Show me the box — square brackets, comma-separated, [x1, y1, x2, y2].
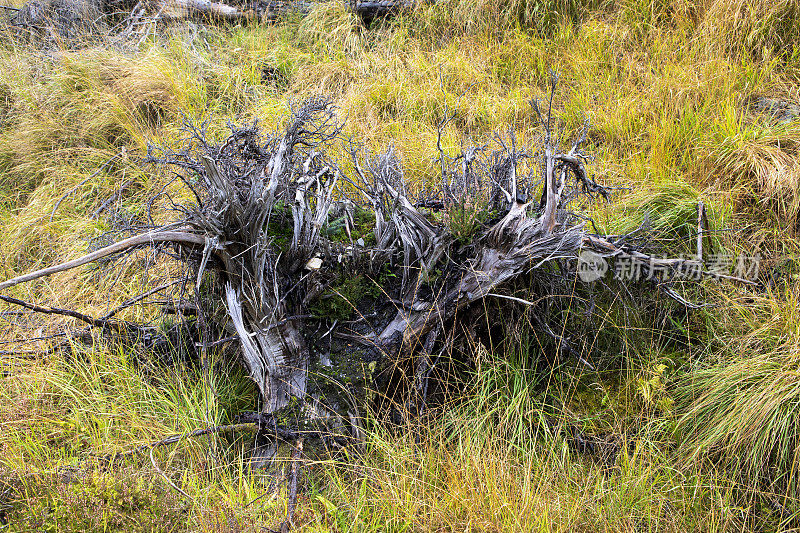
[5, 0, 416, 40]
[0, 75, 757, 443]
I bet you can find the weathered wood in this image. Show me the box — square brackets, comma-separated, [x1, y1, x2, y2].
[0, 230, 205, 292]
[8, 0, 416, 34]
[1, 82, 753, 438]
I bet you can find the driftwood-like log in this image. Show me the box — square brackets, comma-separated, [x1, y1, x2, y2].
[0, 77, 751, 438]
[0, 230, 204, 292]
[7, 0, 415, 37]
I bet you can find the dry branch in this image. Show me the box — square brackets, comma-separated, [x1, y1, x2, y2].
[0, 230, 204, 292]
[0, 295, 114, 328]
[6, 0, 415, 40]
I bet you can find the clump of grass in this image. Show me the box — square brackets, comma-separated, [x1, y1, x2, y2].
[0, 343, 284, 527]
[697, 0, 800, 59]
[312, 336, 748, 532]
[623, 181, 705, 241]
[296, 1, 364, 54]
[675, 286, 800, 505]
[696, 110, 800, 231]
[410, 0, 610, 40]
[441, 195, 495, 244]
[618, 0, 702, 42]
[0, 42, 194, 207]
[464, 340, 552, 448]
[317, 426, 692, 531]
[677, 350, 800, 504]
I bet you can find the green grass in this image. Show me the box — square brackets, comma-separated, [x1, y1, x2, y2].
[0, 0, 799, 530]
[676, 287, 800, 505]
[0, 336, 752, 531]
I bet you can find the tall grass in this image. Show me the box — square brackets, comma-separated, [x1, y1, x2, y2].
[697, 112, 800, 231]
[314, 335, 749, 532]
[698, 0, 800, 59]
[406, 0, 611, 40]
[1, 330, 748, 531]
[676, 287, 800, 507]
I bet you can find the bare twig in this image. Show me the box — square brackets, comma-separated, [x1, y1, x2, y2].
[111, 423, 260, 460]
[50, 151, 123, 222]
[0, 295, 115, 329]
[697, 201, 705, 261]
[150, 445, 195, 502]
[91, 179, 132, 219]
[280, 438, 304, 533]
[99, 279, 185, 321]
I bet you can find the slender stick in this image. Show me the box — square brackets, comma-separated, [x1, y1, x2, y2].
[280, 438, 304, 533]
[99, 279, 185, 320]
[0, 295, 112, 328]
[50, 151, 123, 222]
[150, 445, 195, 502]
[697, 201, 705, 262]
[111, 423, 260, 460]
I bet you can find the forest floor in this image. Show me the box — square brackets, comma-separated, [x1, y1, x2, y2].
[1, 0, 800, 530]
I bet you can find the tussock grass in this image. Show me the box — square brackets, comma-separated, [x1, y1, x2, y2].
[676, 287, 800, 507]
[698, 114, 800, 230]
[319, 426, 713, 531]
[698, 0, 800, 59]
[296, 2, 364, 54]
[0, 339, 749, 531]
[409, 0, 611, 39]
[311, 337, 751, 532]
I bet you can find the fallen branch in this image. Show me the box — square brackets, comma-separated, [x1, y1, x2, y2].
[110, 422, 260, 460]
[0, 295, 114, 329]
[279, 438, 304, 533]
[99, 279, 185, 320]
[0, 230, 205, 292]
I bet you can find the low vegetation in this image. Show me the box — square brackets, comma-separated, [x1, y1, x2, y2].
[0, 0, 799, 530]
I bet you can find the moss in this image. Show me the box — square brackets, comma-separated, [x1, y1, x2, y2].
[266, 199, 294, 252]
[563, 372, 640, 432]
[309, 273, 381, 321]
[306, 350, 378, 424]
[322, 205, 376, 244]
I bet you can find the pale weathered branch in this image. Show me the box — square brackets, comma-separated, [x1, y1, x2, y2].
[0, 230, 205, 292]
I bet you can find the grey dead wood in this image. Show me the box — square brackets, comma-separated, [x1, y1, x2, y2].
[6, 0, 416, 40]
[0, 80, 756, 452]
